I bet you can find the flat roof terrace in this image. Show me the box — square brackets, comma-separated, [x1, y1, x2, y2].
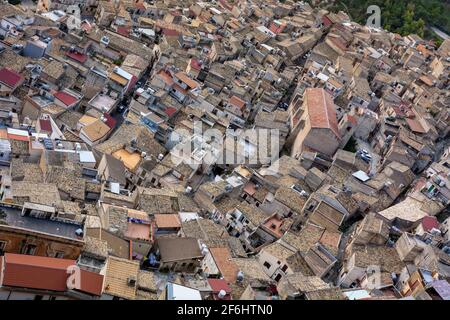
[1, 205, 83, 241]
[88, 93, 117, 113]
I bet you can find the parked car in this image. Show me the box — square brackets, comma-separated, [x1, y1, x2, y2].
[360, 154, 372, 163]
[360, 149, 370, 155]
[278, 102, 289, 110]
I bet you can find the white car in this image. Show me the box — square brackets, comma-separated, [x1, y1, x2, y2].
[360, 149, 370, 155]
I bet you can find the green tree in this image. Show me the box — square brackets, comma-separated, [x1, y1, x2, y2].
[327, 0, 450, 39]
[344, 136, 358, 153]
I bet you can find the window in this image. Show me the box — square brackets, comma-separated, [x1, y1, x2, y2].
[54, 251, 65, 259]
[281, 265, 288, 272]
[0, 240, 6, 255]
[263, 261, 271, 269]
[22, 244, 37, 255]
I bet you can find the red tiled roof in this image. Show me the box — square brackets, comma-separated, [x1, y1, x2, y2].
[158, 71, 175, 86]
[421, 216, 439, 232]
[1, 254, 103, 296]
[243, 181, 257, 196]
[209, 247, 238, 283]
[39, 118, 53, 133]
[66, 51, 88, 64]
[116, 26, 131, 36]
[306, 88, 340, 139]
[174, 72, 199, 89]
[322, 15, 333, 28]
[126, 75, 138, 95]
[165, 106, 177, 117]
[78, 269, 104, 296]
[392, 105, 408, 117]
[173, 83, 187, 95]
[54, 91, 78, 106]
[162, 28, 179, 37]
[406, 118, 426, 134]
[419, 75, 433, 87]
[334, 24, 347, 32]
[7, 133, 30, 142]
[190, 58, 202, 70]
[208, 278, 232, 300]
[2, 254, 75, 292]
[0, 68, 23, 88]
[229, 95, 246, 110]
[208, 278, 231, 293]
[103, 113, 117, 129]
[328, 36, 347, 52]
[269, 21, 286, 34]
[154, 214, 181, 229]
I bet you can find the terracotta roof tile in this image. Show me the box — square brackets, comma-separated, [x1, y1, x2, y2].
[158, 70, 175, 86]
[78, 269, 104, 296]
[54, 91, 78, 106]
[2, 254, 73, 292]
[39, 118, 53, 133]
[1, 254, 103, 296]
[162, 28, 180, 37]
[154, 214, 181, 229]
[209, 247, 239, 283]
[229, 95, 246, 110]
[0, 67, 23, 87]
[421, 216, 439, 232]
[174, 72, 199, 89]
[103, 113, 117, 129]
[208, 278, 232, 293]
[405, 118, 426, 134]
[103, 256, 139, 300]
[306, 88, 340, 139]
[66, 51, 88, 64]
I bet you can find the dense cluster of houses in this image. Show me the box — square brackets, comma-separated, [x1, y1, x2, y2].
[0, 0, 448, 300]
